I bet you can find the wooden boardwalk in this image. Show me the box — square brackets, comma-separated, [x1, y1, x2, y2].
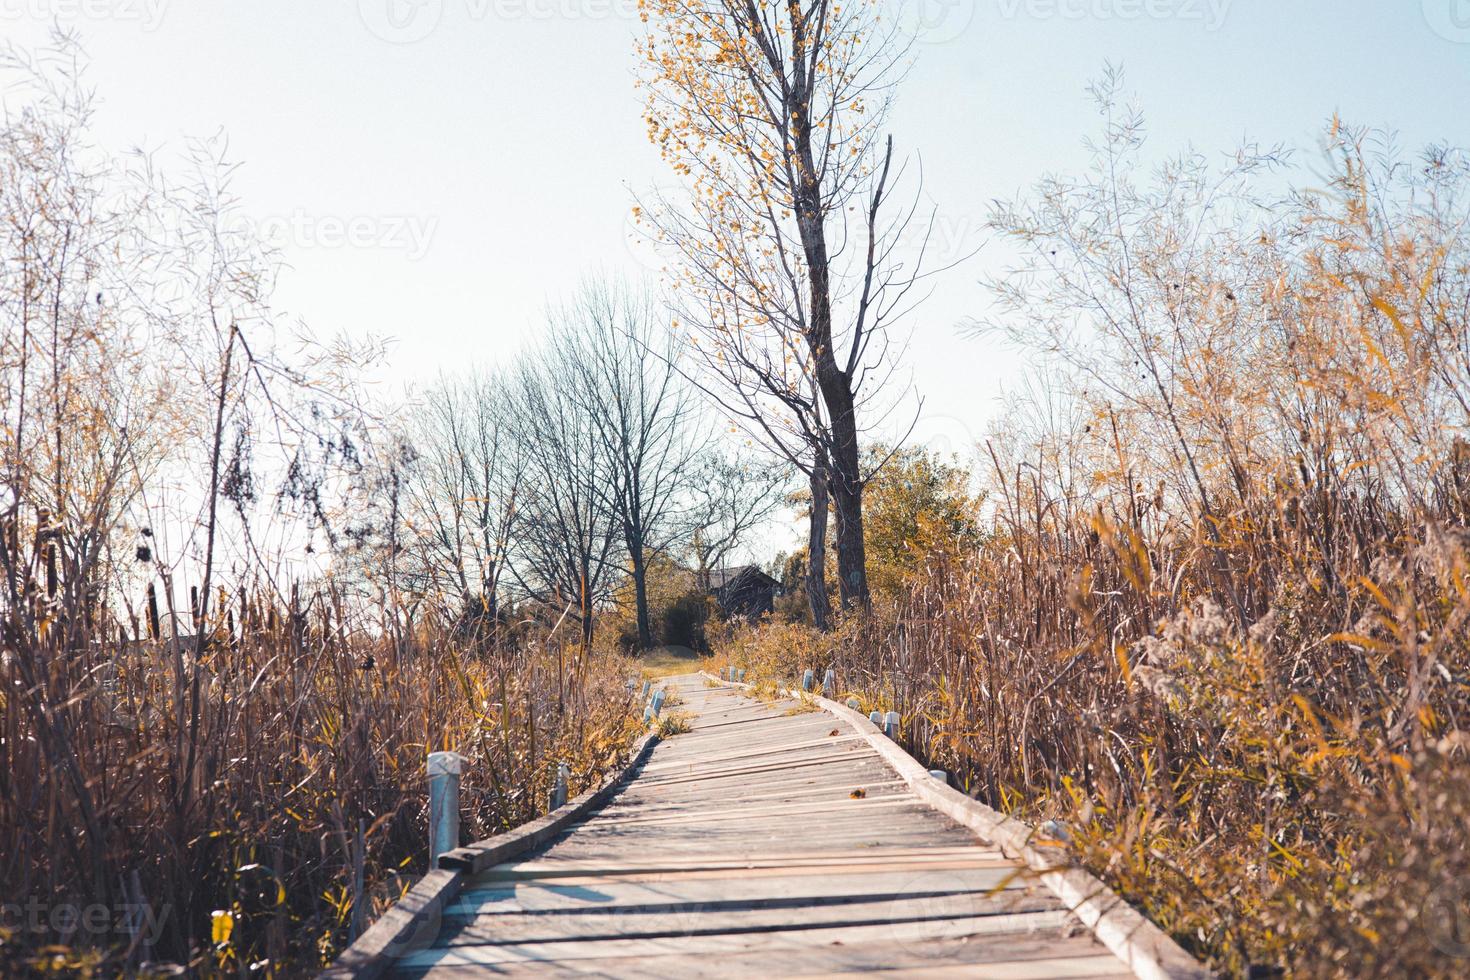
[385, 674, 1155, 978]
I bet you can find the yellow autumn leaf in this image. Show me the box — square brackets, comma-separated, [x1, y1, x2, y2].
[211, 910, 234, 945]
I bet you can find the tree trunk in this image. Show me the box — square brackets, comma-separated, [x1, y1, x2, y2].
[822, 380, 869, 610]
[580, 602, 594, 650]
[807, 460, 833, 631]
[788, 63, 871, 613]
[629, 537, 654, 651]
[482, 560, 498, 622]
[579, 568, 595, 651]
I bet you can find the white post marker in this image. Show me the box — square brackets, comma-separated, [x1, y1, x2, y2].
[822, 668, 836, 697]
[550, 761, 570, 810]
[929, 769, 948, 784]
[847, 697, 862, 710]
[644, 688, 667, 723]
[427, 751, 467, 865]
[868, 710, 883, 727]
[883, 711, 901, 739]
[801, 669, 814, 692]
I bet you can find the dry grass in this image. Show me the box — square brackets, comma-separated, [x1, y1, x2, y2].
[0, 599, 641, 976]
[714, 127, 1470, 977]
[634, 644, 704, 678]
[655, 710, 694, 737]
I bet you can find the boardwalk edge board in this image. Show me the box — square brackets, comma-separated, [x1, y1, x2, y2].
[319, 730, 662, 980]
[438, 729, 662, 875]
[698, 671, 1211, 980]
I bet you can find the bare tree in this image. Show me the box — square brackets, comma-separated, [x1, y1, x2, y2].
[562, 279, 698, 651]
[506, 332, 619, 651]
[399, 373, 523, 634]
[658, 260, 839, 628]
[686, 446, 792, 589]
[638, 0, 935, 618]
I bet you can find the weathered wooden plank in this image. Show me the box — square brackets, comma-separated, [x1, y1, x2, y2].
[470, 856, 1025, 887]
[451, 867, 1044, 916]
[640, 730, 860, 762]
[676, 711, 812, 734]
[591, 778, 911, 813]
[438, 892, 1064, 945]
[399, 934, 1128, 979]
[395, 910, 1077, 969]
[486, 844, 1005, 866]
[626, 752, 890, 788]
[827, 959, 1131, 979]
[570, 801, 973, 830]
[555, 831, 986, 855]
[480, 846, 1011, 875]
[663, 709, 834, 732]
[580, 794, 922, 828]
[622, 764, 897, 797]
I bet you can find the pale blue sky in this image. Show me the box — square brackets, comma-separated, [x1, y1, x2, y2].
[4, 1, 1467, 458]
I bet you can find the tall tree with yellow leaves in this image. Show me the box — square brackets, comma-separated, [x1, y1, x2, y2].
[636, 0, 934, 620]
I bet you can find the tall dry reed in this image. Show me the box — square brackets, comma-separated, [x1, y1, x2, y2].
[0, 580, 641, 976]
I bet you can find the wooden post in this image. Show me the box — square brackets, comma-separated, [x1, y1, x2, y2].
[350, 819, 366, 942]
[550, 762, 569, 810]
[428, 752, 466, 865]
